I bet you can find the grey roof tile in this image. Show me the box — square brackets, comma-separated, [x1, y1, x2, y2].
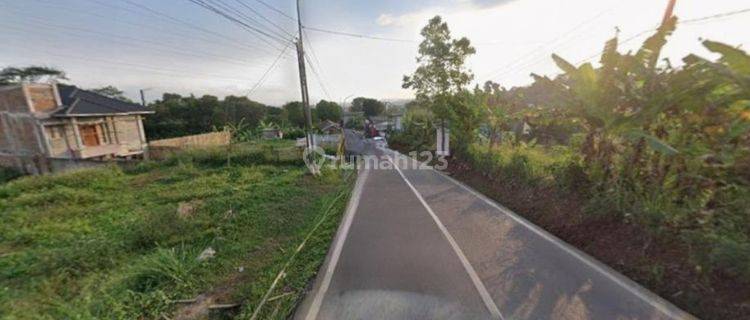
[53, 84, 154, 117]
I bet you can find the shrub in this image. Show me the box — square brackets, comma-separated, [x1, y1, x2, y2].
[0, 167, 23, 184]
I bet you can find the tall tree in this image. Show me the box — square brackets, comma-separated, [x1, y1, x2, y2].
[264, 106, 285, 125]
[402, 16, 476, 152]
[350, 97, 366, 113]
[0, 66, 67, 85]
[220, 96, 266, 128]
[362, 98, 386, 117]
[351, 97, 385, 117]
[144, 93, 269, 139]
[315, 100, 342, 122]
[282, 101, 306, 128]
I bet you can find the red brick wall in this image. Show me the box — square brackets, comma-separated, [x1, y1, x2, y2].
[28, 86, 58, 112]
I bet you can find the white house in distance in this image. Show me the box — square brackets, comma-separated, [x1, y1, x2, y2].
[0, 82, 154, 174]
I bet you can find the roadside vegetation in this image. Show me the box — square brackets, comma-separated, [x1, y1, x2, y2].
[144, 93, 383, 141]
[394, 16, 750, 319]
[0, 140, 353, 319]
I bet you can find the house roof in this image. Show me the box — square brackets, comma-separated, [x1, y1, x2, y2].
[53, 84, 154, 117]
[318, 120, 341, 131]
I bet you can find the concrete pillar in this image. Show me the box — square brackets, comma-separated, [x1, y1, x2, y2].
[71, 118, 84, 150]
[108, 116, 120, 144]
[136, 115, 149, 160]
[94, 121, 105, 145]
[136, 115, 146, 144]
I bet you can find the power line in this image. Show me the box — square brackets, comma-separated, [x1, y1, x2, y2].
[305, 53, 332, 100]
[480, 3, 621, 80]
[574, 29, 653, 65]
[304, 26, 554, 46]
[303, 26, 416, 43]
[112, 0, 277, 55]
[245, 0, 521, 46]
[187, 0, 292, 50]
[574, 7, 750, 65]
[188, 0, 289, 47]
[681, 7, 750, 24]
[254, 0, 296, 21]
[0, 15, 263, 69]
[205, 0, 290, 40]
[302, 28, 334, 100]
[247, 43, 291, 97]
[233, 0, 295, 38]
[488, 6, 750, 83]
[0, 33, 260, 82]
[21, 0, 272, 57]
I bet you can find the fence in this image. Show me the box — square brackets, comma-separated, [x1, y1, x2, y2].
[295, 134, 342, 148]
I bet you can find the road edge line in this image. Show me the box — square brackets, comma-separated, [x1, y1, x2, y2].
[388, 156, 505, 320]
[389, 150, 695, 320]
[303, 168, 370, 320]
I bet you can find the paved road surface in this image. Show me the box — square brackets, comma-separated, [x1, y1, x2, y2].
[295, 133, 695, 320]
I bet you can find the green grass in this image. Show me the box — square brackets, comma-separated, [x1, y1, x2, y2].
[0, 141, 353, 319]
[465, 142, 577, 187]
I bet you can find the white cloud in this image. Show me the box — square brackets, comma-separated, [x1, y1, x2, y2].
[376, 14, 395, 27]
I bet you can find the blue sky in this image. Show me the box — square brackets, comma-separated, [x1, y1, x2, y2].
[1, 0, 748, 105]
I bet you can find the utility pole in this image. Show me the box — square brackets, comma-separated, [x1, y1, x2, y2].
[139, 88, 152, 107]
[295, 0, 314, 148]
[661, 0, 677, 26]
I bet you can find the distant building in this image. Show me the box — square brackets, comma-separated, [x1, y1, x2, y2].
[0, 83, 154, 174]
[261, 128, 283, 139]
[317, 120, 341, 134]
[370, 112, 404, 132]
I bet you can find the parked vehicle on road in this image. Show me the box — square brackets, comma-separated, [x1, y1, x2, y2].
[372, 136, 388, 149]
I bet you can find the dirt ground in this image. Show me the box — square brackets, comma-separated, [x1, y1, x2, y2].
[446, 158, 750, 320]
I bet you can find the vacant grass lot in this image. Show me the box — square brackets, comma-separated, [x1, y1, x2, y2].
[0, 141, 352, 319]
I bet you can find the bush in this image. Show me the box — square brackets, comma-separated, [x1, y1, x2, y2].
[550, 160, 589, 192]
[125, 247, 201, 293]
[284, 127, 306, 140]
[0, 167, 23, 184]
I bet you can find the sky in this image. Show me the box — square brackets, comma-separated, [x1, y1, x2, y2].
[0, 0, 748, 106]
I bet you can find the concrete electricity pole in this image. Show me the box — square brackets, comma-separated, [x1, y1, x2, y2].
[139, 88, 153, 107]
[661, 0, 677, 26]
[295, 0, 314, 148]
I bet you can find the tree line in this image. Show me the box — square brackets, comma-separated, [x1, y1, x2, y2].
[144, 94, 349, 139]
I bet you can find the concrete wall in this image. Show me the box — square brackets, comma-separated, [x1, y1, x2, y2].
[0, 85, 48, 174]
[43, 122, 76, 158]
[0, 86, 30, 113]
[49, 158, 108, 173]
[148, 131, 231, 160]
[114, 115, 145, 153]
[149, 131, 230, 148]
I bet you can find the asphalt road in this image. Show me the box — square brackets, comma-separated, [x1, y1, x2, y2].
[295, 133, 695, 320]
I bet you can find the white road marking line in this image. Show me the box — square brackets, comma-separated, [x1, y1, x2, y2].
[389, 151, 694, 320]
[388, 156, 505, 320]
[304, 168, 370, 320]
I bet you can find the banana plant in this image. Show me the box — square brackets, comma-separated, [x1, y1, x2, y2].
[547, 18, 680, 181]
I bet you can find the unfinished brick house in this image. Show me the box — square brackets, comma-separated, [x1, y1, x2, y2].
[0, 83, 154, 174]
